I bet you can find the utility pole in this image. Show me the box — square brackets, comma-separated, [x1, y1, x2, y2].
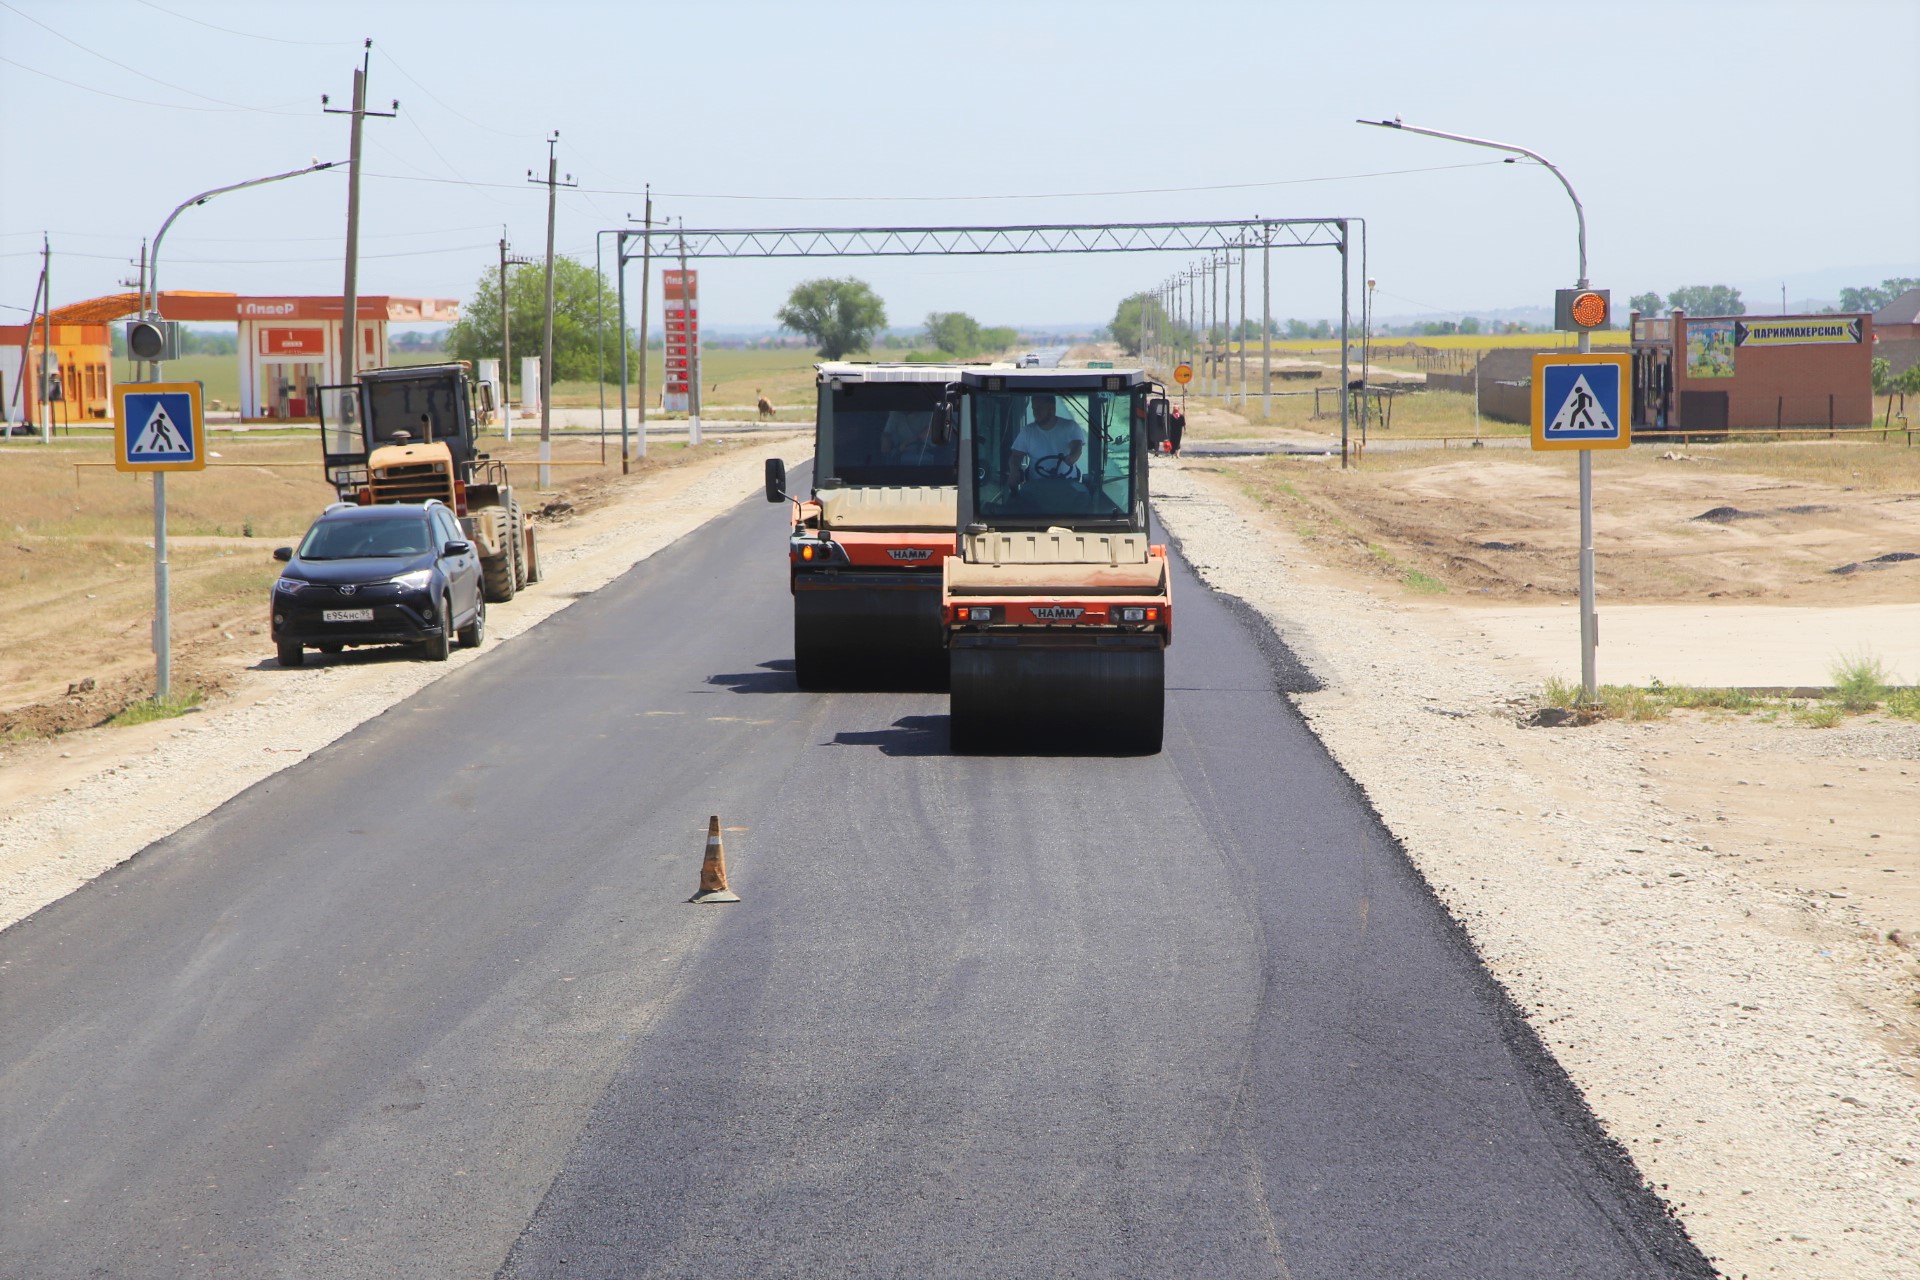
[1209, 254, 1220, 401]
[1261, 220, 1272, 420]
[498, 230, 535, 441]
[324, 40, 397, 405]
[38, 235, 51, 442]
[1223, 248, 1233, 406]
[528, 131, 576, 488]
[1239, 242, 1248, 410]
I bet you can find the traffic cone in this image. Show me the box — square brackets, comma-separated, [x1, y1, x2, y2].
[689, 815, 740, 904]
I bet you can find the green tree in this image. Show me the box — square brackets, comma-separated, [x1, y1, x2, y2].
[777, 277, 887, 359]
[1872, 357, 1893, 394]
[1839, 278, 1920, 314]
[1284, 318, 1310, 339]
[1630, 291, 1665, 316]
[1666, 284, 1744, 316]
[979, 325, 1018, 353]
[1108, 292, 1183, 356]
[446, 257, 626, 387]
[926, 311, 985, 356]
[1458, 316, 1482, 335]
[1896, 364, 1920, 396]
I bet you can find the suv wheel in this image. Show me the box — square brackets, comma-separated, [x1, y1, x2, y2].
[423, 595, 452, 661]
[458, 596, 486, 649]
[277, 641, 306, 668]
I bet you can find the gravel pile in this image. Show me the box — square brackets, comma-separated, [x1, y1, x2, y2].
[1153, 459, 1919, 1280]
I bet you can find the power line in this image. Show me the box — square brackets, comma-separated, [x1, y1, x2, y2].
[358, 159, 1509, 204]
[375, 46, 541, 141]
[0, 0, 309, 114]
[132, 0, 356, 47]
[10, 242, 492, 265]
[0, 53, 271, 112]
[2, 223, 499, 245]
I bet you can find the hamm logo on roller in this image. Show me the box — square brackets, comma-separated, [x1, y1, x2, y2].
[887, 548, 935, 561]
[1032, 605, 1084, 621]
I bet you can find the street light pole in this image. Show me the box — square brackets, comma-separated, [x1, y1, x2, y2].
[140, 159, 339, 700]
[1360, 116, 1599, 702]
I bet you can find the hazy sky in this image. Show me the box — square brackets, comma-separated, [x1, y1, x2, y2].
[3, 0, 1916, 331]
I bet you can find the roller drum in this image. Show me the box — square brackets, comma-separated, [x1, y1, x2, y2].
[793, 585, 946, 691]
[949, 643, 1164, 755]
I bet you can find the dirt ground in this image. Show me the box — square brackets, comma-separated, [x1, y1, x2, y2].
[1173, 391, 1920, 989]
[1233, 442, 1920, 607]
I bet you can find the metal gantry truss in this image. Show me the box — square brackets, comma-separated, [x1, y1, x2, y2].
[611, 217, 1347, 261]
[601, 216, 1359, 465]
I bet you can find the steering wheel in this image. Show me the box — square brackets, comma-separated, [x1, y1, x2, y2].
[1031, 453, 1079, 480]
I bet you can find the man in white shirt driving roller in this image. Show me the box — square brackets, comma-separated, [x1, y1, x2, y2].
[1008, 394, 1087, 491]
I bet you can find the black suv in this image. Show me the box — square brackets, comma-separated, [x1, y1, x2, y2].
[271, 501, 485, 667]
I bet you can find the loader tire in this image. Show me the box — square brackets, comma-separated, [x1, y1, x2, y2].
[508, 497, 527, 591]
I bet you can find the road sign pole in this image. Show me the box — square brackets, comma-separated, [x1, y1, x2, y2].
[154, 471, 170, 699]
[616, 231, 629, 472]
[1339, 222, 1350, 469]
[1578, 324, 1596, 703]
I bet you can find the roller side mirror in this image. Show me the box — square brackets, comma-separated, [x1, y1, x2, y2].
[929, 385, 961, 445]
[765, 457, 787, 503]
[1146, 398, 1171, 449]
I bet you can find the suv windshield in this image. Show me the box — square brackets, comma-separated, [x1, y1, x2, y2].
[969, 389, 1138, 524]
[823, 381, 957, 486]
[299, 516, 434, 560]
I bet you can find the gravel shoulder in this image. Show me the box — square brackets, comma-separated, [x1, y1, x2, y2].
[1152, 457, 1920, 1280]
[0, 435, 804, 932]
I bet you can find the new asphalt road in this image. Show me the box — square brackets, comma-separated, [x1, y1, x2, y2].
[0, 471, 1712, 1278]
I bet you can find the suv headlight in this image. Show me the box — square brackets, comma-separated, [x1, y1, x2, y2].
[274, 577, 305, 594]
[388, 569, 434, 591]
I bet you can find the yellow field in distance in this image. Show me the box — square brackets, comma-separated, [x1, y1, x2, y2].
[1229, 331, 1633, 354]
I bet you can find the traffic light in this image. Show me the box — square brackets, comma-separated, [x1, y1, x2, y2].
[125, 319, 181, 362]
[1554, 288, 1610, 332]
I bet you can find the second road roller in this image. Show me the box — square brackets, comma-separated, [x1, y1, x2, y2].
[765, 360, 1009, 689]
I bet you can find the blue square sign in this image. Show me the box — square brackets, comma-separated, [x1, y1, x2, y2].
[1531, 354, 1630, 451]
[115, 382, 205, 471]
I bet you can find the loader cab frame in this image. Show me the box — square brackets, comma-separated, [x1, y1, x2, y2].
[318, 363, 482, 493]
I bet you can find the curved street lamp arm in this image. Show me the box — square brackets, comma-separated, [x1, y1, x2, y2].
[1356, 118, 1586, 286]
[147, 161, 343, 317]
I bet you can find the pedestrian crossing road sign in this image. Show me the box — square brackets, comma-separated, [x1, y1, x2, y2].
[1531, 353, 1630, 451]
[114, 382, 205, 472]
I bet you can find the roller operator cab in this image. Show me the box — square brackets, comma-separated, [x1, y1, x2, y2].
[936, 368, 1173, 754]
[319, 362, 539, 606]
[765, 361, 1009, 690]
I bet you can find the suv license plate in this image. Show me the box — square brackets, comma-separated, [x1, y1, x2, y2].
[322, 608, 374, 623]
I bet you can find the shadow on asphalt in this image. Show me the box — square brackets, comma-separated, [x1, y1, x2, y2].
[828, 715, 949, 756]
[706, 660, 797, 694]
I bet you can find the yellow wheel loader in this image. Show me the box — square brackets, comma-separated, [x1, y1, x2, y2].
[319, 363, 539, 603]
